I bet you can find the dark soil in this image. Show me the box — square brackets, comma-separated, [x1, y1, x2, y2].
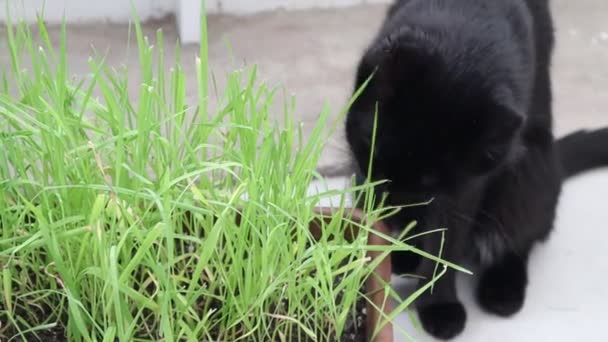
[27, 326, 65, 342]
[1, 324, 65, 342]
[1, 296, 367, 342]
[341, 295, 367, 342]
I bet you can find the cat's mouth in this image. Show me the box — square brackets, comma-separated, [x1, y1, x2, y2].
[357, 170, 441, 205]
[373, 180, 436, 207]
[387, 190, 435, 207]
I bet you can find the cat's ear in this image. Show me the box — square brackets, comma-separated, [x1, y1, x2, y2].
[364, 30, 435, 77]
[377, 42, 434, 83]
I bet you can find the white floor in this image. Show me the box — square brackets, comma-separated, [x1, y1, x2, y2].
[309, 170, 608, 341]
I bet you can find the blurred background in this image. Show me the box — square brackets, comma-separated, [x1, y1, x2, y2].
[2, 0, 606, 173]
[1, 1, 607, 341]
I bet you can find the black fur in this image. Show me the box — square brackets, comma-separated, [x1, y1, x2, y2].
[345, 0, 608, 339]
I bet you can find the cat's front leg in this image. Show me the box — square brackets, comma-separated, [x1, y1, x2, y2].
[415, 227, 468, 340]
[414, 194, 480, 340]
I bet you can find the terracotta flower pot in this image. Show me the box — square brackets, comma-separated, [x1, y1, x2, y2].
[309, 207, 393, 342]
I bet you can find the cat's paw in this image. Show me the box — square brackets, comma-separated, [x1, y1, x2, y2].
[418, 301, 467, 340]
[477, 259, 527, 317]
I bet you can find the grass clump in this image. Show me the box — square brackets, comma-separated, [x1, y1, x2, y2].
[0, 6, 465, 342]
[0, 9, 384, 342]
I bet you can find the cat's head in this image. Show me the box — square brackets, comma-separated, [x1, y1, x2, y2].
[345, 36, 525, 197]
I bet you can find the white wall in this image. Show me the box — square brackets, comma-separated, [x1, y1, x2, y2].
[0, 0, 391, 43]
[0, 0, 390, 24]
[0, 0, 177, 23]
[176, 0, 390, 43]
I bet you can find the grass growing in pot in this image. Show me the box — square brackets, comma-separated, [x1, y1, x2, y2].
[0, 6, 469, 342]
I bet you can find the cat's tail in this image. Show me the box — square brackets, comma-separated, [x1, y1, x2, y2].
[557, 127, 608, 178]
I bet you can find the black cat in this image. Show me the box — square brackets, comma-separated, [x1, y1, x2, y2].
[345, 0, 608, 339]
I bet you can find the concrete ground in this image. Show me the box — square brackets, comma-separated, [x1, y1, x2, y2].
[2, 0, 607, 341]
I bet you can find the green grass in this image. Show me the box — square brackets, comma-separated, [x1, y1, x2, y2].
[0, 6, 467, 342]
